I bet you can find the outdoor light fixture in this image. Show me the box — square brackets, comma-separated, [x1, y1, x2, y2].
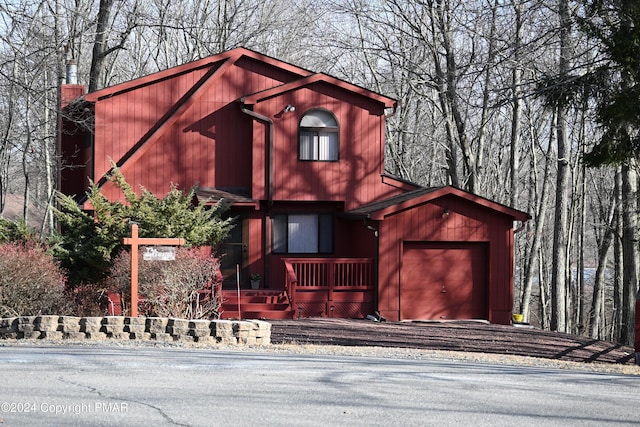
[284, 104, 296, 113]
[442, 208, 450, 218]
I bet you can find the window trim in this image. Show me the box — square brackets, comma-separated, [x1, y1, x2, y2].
[298, 109, 340, 162]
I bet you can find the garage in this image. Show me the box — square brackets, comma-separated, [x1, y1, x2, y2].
[347, 186, 529, 324]
[400, 241, 488, 320]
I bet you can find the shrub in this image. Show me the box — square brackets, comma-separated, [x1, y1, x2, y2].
[52, 164, 234, 287]
[67, 283, 111, 317]
[106, 247, 222, 319]
[0, 242, 70, 317]
[0, 217, 35, 244]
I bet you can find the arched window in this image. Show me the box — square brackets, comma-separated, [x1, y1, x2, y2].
[299, 109, 339, 161]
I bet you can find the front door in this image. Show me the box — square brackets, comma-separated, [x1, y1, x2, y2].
[219, 216, 248, 288]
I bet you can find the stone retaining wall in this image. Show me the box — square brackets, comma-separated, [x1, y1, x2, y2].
[0, 316, 270, 345]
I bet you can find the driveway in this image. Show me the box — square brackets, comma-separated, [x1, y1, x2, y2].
[269, 318, 637, 365]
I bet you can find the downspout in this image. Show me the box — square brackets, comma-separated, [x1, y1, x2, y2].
[365, 218, 380, 316]
[368, 102, 396, 314]
[363, 102, 395, 317]
[240, 101, 273, 287]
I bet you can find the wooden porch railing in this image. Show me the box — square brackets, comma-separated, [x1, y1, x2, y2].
[283, 258, 374, 315]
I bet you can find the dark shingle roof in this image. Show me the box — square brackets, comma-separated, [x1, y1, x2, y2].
[346, 185, 530, 221]
[195, 187, 255, 205]
[347, 187, 443, 216]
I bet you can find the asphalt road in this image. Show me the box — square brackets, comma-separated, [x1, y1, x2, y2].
[1, 344, 639, 426]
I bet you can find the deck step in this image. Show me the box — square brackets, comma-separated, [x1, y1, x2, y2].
[219, 310, 295, 320]
[222, 290, 284, 296]
[222, 295, 289, 304]
[220, 290, 293, 320]
[221, 303, 290, 311]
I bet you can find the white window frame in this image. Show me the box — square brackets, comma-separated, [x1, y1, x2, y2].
[299, 110, 339, 161]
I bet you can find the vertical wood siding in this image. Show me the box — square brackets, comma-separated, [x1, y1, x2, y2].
[260, 84, 400, 209]
[94, 59, 298, 200]
[90, 54, 401, 209]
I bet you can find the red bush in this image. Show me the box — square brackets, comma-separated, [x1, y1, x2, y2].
[0, 242, 70, 316]
[66, 283, 112, 317]
[105, 247, 222, 319]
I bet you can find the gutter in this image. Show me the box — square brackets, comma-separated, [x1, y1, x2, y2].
[384, 102, 399, 119]
[364, 217, 380, 316]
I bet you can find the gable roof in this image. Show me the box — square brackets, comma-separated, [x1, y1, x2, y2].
[79, 47, 400, 191]
[347, 186, 530, 221]
[241, 73, 397, 109]
[82, 47, 397, 111]
[83, 47, 313, 102]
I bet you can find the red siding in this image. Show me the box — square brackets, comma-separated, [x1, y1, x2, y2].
[257, 84, 400, 209]
[93, 58, 302, 200]
[79, 50, 401, 209]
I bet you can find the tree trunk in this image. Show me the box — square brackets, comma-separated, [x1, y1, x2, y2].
[520, 111, 554, 322]
[431, 1, 460, 189]
[22, 94, 32, 223]
[589, 198, 616, 339]
[620, 161, 638, 345]
[89, 0, 114, 93]
[551, 0, 572, 333]
[538, 245, 550, 330]
[509, 0, 523, 208]
[0, 60, 18, 215]
[610, 168, 623, 341]
[551, 109, 571, 332]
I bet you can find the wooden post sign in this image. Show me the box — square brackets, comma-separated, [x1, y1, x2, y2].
[122, 224, 185, 317]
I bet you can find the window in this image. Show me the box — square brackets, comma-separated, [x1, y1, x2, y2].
[272, 214, 334, 254]
[299, 110, 339, 161]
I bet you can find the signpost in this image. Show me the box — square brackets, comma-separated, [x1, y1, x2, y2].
[123, 224, 185, 317]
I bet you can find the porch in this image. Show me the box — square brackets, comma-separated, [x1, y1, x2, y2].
[220, 258, 375, 320]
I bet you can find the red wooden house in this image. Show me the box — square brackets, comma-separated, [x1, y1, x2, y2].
[60, 47, 528, 324]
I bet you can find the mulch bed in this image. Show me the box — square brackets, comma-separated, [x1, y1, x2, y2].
[269, 318, 637, 365]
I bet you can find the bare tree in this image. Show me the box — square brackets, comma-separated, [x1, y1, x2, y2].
[620, 162, 638, 344]
[589, 194, 616, 339]
[509, 0, 524, 208]
[88, 0, 139, 92]
[0, 0, 62, 233]
[519, 107, 555, 323]
[550, 0, 572, 334]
